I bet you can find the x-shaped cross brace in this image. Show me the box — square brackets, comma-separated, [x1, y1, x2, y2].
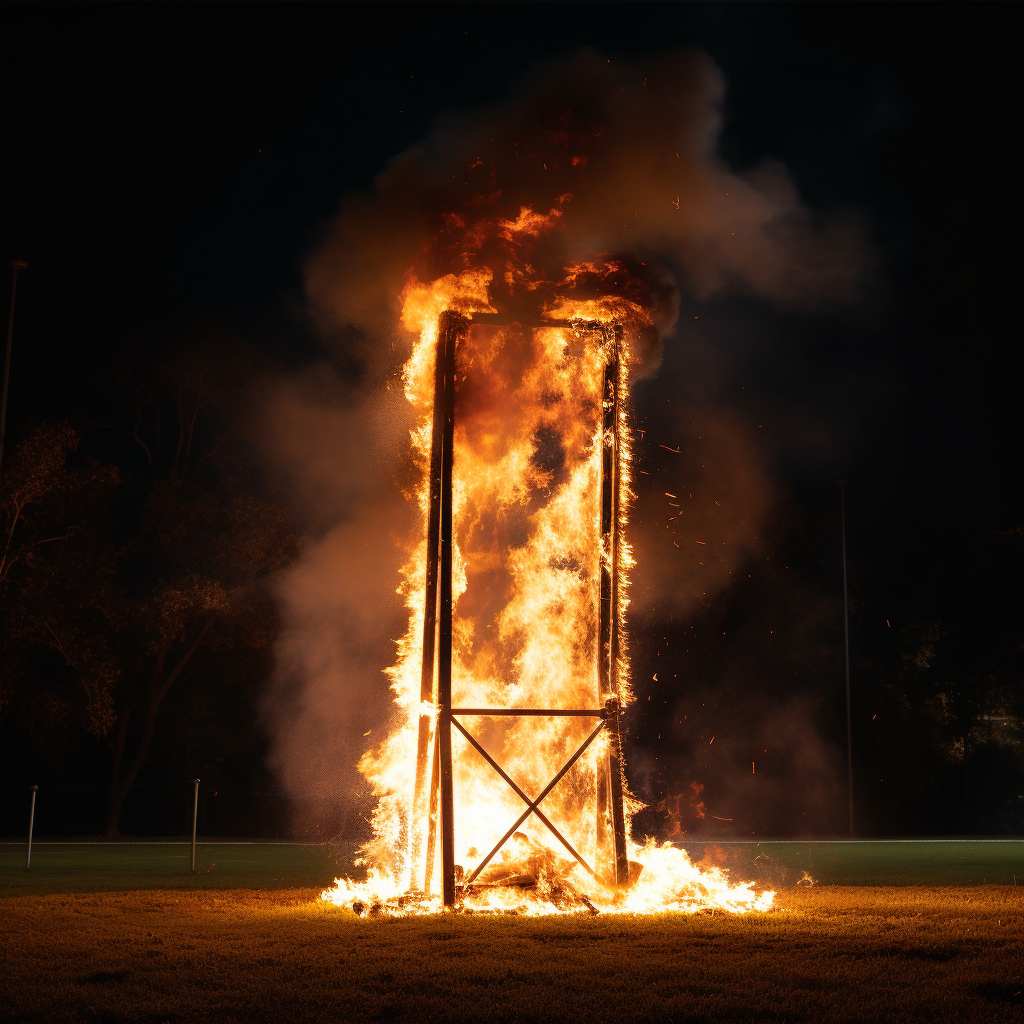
[449, 706, 617, 887]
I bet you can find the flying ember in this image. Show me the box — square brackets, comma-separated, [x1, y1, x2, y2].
[322, 186, 773, 917]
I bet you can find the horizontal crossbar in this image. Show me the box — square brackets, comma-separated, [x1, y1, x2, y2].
[468, 315, 615, 332]
[452, 708, 606, 717]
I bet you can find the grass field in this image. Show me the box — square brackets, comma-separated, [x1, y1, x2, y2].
[1, 886, 1020, 1022]
[1, 842, 1021, 1022]
[2, 838, 1020, 892]
[683, 839, 1023, 887]
[0, 841, 350, 894]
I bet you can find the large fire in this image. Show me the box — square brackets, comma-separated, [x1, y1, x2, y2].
[321, 199, 774, 917]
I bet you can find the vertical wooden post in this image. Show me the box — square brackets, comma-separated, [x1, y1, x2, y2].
[597, 325, 628, 886]
[410, 316, 449, 886]
[423, 726, 441, 893]
[436, 310, 462, 906]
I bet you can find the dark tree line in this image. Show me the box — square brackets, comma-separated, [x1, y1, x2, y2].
[627, 482, 1023, 838]
[2, 331, 1019, 839]
[0, 336, 295, 836]
[850, 512, 1023, 834]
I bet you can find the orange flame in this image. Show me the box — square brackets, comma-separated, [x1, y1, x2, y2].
[322, 197, 773, 917]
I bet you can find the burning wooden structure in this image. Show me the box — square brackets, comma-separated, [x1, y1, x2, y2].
[411, 310, 630, 906]
[321, 278, 776, 916]
[317, 199, 777, 915]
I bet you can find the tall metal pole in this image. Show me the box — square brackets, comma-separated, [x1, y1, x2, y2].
[840, 482, 853, 836]
[1, 260, 28, 471]
[190, 779, 200, 872]
[26, 785, 38, 870]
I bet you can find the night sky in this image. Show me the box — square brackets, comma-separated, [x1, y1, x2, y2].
[1, 4, 1020, 839]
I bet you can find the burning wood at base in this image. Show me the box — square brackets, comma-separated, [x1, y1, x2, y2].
[348, 832, 649, 917]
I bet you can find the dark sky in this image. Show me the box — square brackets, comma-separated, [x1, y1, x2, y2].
[2, 2, 1018, 523]
[1, 3, 1020, 835]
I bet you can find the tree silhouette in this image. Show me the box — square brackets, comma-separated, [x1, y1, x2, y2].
[0, 338, 296, 835]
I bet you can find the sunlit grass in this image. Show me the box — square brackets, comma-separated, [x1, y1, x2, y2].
[1, 886, 1019, 1022]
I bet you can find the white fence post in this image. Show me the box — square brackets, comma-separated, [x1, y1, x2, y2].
[190, 780, 200, 872]
[26, 785, 38, 870]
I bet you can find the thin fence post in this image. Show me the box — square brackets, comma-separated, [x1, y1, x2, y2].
[839, 481, 853, 836]
[190, 779, 199, 873]
[26, 785, 37, 870]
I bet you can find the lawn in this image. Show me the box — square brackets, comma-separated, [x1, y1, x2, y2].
[0, 886, 1020, 1022]
[0, 841, 351, 894]
[682, 839, 1023, 886]
[2, 838, 1020, 893]
[1, 841, 1021, 1022]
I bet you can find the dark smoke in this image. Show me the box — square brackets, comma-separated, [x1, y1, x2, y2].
[306, 50, 870, 374]
[260, 49, 872, 838]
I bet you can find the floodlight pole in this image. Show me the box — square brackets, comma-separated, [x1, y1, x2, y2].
[1, 259, 28, 471]
[839, 482, 853, 836]
[191, 779, 200, 872]
[26, 785, 38, 870]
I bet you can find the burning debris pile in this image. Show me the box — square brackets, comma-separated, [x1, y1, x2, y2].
[312, 56, 796, 917]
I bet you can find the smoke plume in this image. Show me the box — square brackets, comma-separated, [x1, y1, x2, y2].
[261, 49, 870, 838]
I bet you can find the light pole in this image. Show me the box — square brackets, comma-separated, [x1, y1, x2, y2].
[839, 481, 853, 836]
[1, 259, 28, 471]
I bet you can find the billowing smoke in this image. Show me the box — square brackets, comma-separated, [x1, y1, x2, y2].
[306, 50, 868, 375]
[260, 49, 870, 839]
[256, 370, 417, 836]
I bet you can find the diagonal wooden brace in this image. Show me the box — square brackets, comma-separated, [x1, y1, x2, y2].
[461, 717, 608, 887]
[451, 717, 597, 879]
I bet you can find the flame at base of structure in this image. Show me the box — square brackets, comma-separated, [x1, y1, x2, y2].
[321, 839, 775, 918]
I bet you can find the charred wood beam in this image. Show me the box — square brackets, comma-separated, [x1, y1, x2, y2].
[451, 708, 605, 717]
[598, 325, 629, 887]
[467, 314, 602, 330]
[423, 725, 440, 894]
[410, 314, 449, 881]
[436, 310, 465, 908]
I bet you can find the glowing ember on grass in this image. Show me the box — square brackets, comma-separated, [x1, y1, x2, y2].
[321, 192, 774, 917]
